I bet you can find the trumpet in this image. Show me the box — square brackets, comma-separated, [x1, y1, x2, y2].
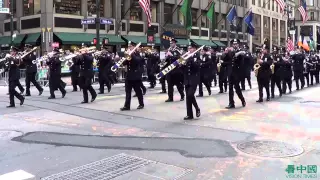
[254, 63, 260, 77]
[217, 61, 223, 73]
[111, 42, 142, 72]
[270, 63, 275, 74]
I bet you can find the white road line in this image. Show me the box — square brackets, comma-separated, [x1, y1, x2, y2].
[0, 170, 35, 180]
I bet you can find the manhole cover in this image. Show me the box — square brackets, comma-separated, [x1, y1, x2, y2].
[237, 140, 304, 158]
[42, 153, 155, 180]
[0, 130, 23, 140]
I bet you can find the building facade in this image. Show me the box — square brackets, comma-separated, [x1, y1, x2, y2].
[0, 0, 287, 53]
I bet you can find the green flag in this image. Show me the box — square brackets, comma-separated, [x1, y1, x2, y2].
[309, 40, 315, 50]
[206, 2, 216, 30]
[180, 0, 193, 30]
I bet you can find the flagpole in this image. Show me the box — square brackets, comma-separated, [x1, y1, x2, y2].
[162, 0, 184, 29]
[116, 1, 135, 36]
[194, 1, 214, 23]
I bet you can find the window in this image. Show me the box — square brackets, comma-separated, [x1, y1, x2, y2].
[252, 0, 255, 5]
[310, 12, 315, 21]
[272, 0, 274, 11]
[127, 0, 142, 21]
[88, 0, 104, 17]
[201, 11, 208, 28]
[164, 3, 173, 24]
[191, 8, 197, 26]
[258, 0, 261, 7]
[150, 2, 157, 23]
[23, 0, 41, 16]
[306, 0, 314, 6]
[55, 0, 81, 15]
[276, 3, 278, 12]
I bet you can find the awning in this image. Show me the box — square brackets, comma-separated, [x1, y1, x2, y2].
[25, 33, 40, 45]
[121, 35, 161, 46]
[175, 38, 189, 47]
[191, 39, 217, 48]
[13, 34, 26, 44]
[0, 34, 25, 46]
[212, 41, 226, 47]
[55, 32, 126, 45]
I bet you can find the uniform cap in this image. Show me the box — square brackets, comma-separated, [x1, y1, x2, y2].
[128, 41, 136, 46]
[273, 46, 278, 51]
[188, 41, 197, 48]
[53, 48, 60, 53]
[231, 39, 240, 44]
[10, 46, 19, 52]
[170, 38, 177, 43]
[25, 44, 32, 48]
[203, 47, 209, 51]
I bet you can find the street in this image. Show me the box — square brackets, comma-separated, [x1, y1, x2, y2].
[0, 76, 320, 180]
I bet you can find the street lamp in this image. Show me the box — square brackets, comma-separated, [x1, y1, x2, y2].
[95, 0, 101, 50]
[10, 0, 14, 46]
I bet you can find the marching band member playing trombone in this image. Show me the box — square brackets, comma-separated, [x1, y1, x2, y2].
[70, 48, 81, 92]
[120, 41, 144, 111]
[47, 48, 67, 99]
[182, 42, 201, 120]
[97, 45, 113, 94]
[22, 44, 43, 96]
[5, 46, 25, 107]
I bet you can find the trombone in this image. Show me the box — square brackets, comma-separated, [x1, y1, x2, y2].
[111, 42, 142, 72]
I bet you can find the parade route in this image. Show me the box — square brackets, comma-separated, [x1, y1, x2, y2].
[0, 79, 320, 180]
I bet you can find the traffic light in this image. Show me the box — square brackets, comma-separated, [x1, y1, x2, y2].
[102, 38, 109, 45]
[93, 38, 97, 45]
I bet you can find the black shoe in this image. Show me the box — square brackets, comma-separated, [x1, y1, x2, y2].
[184, 116, 193, 120]
[256, 99, 263, 103]
[62, 92, 66, 98]
[81, 101, 88, 104]
[196, 109, 201, 117]
[225, 104, 235, 109]
[196, 94, 203, 97]
[72, 89, 77, 92]
[39, 89, 43, 96]
[208, 91, 211, 96]
[218, 91, 223, 94]
[180, 97, 184, 101]
[20, 97, 25, 106]
[20, 89, 25, 95]
[133, 94, 137, 97]
[6, 105, 15, 108]
[91, 94, 97, 102]
[165, 99, 173, 102]
[98, 92, 104, 94]
[279, 93, 282, 97]
[241, 100, 246, 107]
[48, 96, 55, 99]
[137, 105, 144, 109]
[249, 86, 252, 89]
[241, 88, 245, 91]
[271, 95, 275, 98]
[148, 86, 155, 89]
[142, 89, 147, 95]
[296, 88, 300, 91]
[25, 94, 31, 97]
[289, 90, 292, 94]
[266, 98, 270, 101]
[160, 91, 166, 94]
[120, 107, 130, 111]
[108, 88, 111, 93]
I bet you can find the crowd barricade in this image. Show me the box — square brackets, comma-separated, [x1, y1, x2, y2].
[37, 67, 49, 87]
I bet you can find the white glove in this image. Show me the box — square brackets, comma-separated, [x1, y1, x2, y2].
[5, 54, 11, 58]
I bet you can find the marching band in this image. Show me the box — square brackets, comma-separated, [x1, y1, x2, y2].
[0, 37, 320, 120]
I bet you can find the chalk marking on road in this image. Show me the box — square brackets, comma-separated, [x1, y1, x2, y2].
[136, 171, 166, 180]
[0, 170, 35, 180]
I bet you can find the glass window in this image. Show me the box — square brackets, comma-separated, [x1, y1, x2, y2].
[55, 0, 81, 15]
[252, 0, 255, 6]
[88, 0, 104, 17]
[310, 12, 315, 21]
[272, 0, 274, 11]
[129, 1, 142, 20]
[164, 3, 173, 24]
[306, 0, 314, 6]
[191, 8, 197, 26]
[150, 2, 157, 23]
[201, 11, 208, 28]
[23, 0, 41, 16]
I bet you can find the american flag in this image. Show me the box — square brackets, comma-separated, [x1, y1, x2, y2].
[275, 0, 286, 12]
[298, 0, 308, 24]
[287, 37, 294, 52]
[139, 0, 152, 27]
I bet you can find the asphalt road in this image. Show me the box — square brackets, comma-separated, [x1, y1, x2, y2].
[0, 76, 320, 180]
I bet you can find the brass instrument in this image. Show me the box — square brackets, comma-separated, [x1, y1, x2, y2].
[111, 42, 142, 72]
[59, 46, 96, 62]
[254, 63, 260, 77]
[270, 63, 275, 74]
[140, 47, 157, 54]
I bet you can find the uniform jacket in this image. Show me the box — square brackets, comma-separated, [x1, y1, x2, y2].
[258, 53, 273, 79]
[230, 49, 245, 79]
[283, 60, 293, 78]
[70, 56, 80, 74]
[23, 52, 37, 73]
[243, 51, 254, 75]
[97, 52, 112, 71]
[165, 47, 183, 75]
[183, 53, 200, 86]
[77, 53, 94, 78]
[272, 54, 285, 77]
[6, 57, 20, 81]
[46, 55, 61, 75]
[122, 51, 143, 81]
[199, 53, 212, 79]
[146, 53, 160, 75]
[291, 53, 305, 71]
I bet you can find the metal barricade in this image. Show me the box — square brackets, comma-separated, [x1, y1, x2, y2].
[37, 67, 49, 87]
[0, 71, 9, 86]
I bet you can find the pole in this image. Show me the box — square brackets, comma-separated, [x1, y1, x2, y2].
[194, 1, 214, 23]
[96, 0, 101, 50]
[10, 0, 14, 46]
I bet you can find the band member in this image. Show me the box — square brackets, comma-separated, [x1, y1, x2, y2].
[308, 50, 318, 85]
[146, 47, 159, 88]
[23, 44, 43, 96]
[70, 48, 81, 91]
[97, 45, 112, 94]
[256, 42, 272, 102]
[164, 38, 185, 102]
[226, 39, 246, 108]
[270, 46, 283, 98]
[158, 59, 167, 93]
[77, 46, 97, 103]
[210, 48, 217, 87]
[303, 53, 310, 87]
[5, 46, 25, 107]
[292, 46, 305, 90]
[120, 41, 144, 111]
[183, 42, 201, 120]
[240, 44, 253, 90]
[47, 48, 67, 99]
[218, 48, 229, 93]
[197, 47, 212, 97]
[282, 50, 293, 94]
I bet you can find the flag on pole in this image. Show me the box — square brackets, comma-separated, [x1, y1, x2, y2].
[244, 9, 255, 36]
[206, 1, 215, 30]
[298, 0, 308, 24]
[139, 0, 152, 27]
[227, 6, 237, 26]
[287, 36, 294, 53]
[180, 0, 194, 30]
[275, 0, 286, 12]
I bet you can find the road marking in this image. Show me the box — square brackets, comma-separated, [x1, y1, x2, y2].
[0, 170, 35, 180]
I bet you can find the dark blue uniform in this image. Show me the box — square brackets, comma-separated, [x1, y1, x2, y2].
[270, 53, 284, 98]
[240, 51, 253, 90]
[47, 53, 66, 99]
[198, 53, 212, 96]
[70, 56, 80, 91]
[23, 49, 43, 96]
[292, 52, 305, 90]
[257, 53, 273, 101]
[97, 51, 113, 93]
[282, 58, 293, 94]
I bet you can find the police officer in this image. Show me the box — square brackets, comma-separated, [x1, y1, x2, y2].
[22, 44, 43, 96]
[309, 50, 318, 85]
[120, 41, 144, 111]
[97, 45, 112, 94]
[282, 50, 293, 94]
[5, 46, 25, 107]
[197, 47, 212, 97]
[256, 43, 273, 102]
[47, 48, 67, 99]
[146, 47, 160, 88]
[270, 46, 283, 98]
[218, 47, 229, 93]
[70, 48, 81, 91]
[291, 46, 305, 90]
[77, 46, 97, 103]
[158, 58, 167, 93]
[209, 47, 217, 87]
[164, 38, 185, 102]
[240, 44, 253, 90]
[183, 42, 201, 120]
[226, 39, 246, 108]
